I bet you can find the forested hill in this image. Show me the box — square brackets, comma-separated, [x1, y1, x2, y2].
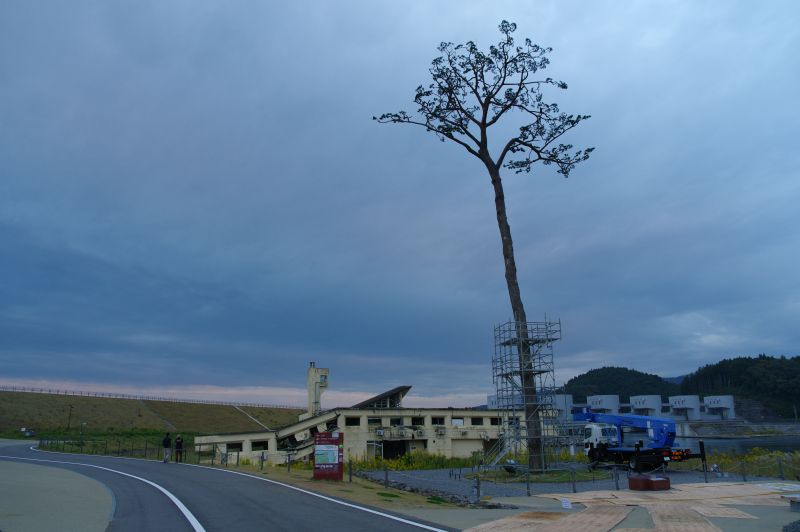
[680, 355, 800, 418]
[563, 367, 680, 402]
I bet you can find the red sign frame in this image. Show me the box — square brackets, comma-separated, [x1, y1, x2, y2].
[313, 431, 344, 481]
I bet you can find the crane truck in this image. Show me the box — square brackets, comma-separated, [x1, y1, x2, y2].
[573, 408, 707, 472]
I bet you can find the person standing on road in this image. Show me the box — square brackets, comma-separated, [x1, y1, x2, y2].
[162, 432, 172, 463]
[174, 434, 184, 463]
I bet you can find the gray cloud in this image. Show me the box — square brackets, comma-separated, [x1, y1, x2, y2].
[1, 1, 798, 402]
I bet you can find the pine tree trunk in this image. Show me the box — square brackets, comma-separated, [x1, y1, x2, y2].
[488, 165, 544, 471]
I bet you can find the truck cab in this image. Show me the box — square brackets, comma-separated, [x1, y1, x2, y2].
[582, 422, 619, 453]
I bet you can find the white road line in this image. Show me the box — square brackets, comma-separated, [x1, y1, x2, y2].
[29, 446, 447, 532]
[29, 446, 448, 531]
[181, 462, 449, 532]
[0, 454, 205, 532]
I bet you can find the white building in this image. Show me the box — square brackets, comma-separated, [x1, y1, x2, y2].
[668, 395, 703, 421]
[486, 393, 523, 410]
[703, 395, 736, 420]
[587, 395, 620, 414]
[629, 395, 663, 416]
[563, 393, 736, 422]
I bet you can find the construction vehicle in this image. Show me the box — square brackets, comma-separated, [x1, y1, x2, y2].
[573, 408, 707, 472]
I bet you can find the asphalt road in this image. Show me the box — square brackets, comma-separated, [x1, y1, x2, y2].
[0, 441, 453, 532]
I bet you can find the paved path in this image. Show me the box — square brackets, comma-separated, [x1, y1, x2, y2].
[0, 441, 453, 531]
[0, 458, 113, 532]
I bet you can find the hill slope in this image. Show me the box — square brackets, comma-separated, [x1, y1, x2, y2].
[0, 391, 302, 436]
[563, 366, 680, 402]
[680, 355, 800, 419]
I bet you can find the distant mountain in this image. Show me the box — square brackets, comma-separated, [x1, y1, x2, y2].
[680, 355, 800, 419]
[562, 367, 680, 403]
[662, 375, 687, 385]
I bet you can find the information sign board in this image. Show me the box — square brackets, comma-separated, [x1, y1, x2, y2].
[313, 431, 344, 481]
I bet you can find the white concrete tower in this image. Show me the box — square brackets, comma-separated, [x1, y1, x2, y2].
[306, 361, 329, 417]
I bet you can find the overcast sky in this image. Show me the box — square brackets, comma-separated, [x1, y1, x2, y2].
[1, 1, 798, 408]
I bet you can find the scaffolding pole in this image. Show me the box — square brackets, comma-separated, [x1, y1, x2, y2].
[492, 318, 563, 471]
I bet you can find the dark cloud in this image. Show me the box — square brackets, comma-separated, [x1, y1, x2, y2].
[1, 1, 798, 401]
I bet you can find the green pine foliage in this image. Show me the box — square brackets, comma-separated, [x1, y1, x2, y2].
[563, 366, 680, 403]
[680, 355, 800, 418]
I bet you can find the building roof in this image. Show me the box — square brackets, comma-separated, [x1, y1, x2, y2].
[350, 385, 411, 409]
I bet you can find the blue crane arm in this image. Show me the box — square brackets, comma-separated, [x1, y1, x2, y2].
[573, 408, 676, 448]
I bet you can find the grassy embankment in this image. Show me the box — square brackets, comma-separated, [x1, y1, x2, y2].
[0, 390, 302, 443]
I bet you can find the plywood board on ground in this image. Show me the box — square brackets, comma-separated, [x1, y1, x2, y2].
[466, 505, 631, 532]
[540, 481, 795, 506]
[647, 504, 722, 532]
[464, 510, 565, 531]
[718, 495, 787, 507]
[690, 505, 757, 519]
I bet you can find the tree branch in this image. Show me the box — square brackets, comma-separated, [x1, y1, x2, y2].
[486, 68, 528, 128]
[374, 115, 481, 158]
[431, 75, 481, 129]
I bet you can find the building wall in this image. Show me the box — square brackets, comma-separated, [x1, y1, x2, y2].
[564, 393, 736, 421]
[587, 395, 620, 414]
[196, 408, 505, 465]
[334, 409, 502, 461]
[630, 395, 662, 416]
[703, 395, 736, 420]
[194, 431, 278, 454]
[487, 394, 523, 410]
[669, 395, 702, 421]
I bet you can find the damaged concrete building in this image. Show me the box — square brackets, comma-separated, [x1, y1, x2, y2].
[194, 363, 505, 464]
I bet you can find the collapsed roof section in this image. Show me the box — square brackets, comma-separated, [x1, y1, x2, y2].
[349, 385, 411, 409]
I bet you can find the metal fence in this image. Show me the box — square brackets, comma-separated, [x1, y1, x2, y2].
[1, 384, 298, 409]
[350, 452, 800, 503]
[36, 436, 297, 471]
[37, 437, 229, 466]
[700, 454, 800, 483]
[353, 463, 617, 503]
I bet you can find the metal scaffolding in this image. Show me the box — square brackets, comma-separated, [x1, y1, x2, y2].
[492, 319, 562, 469]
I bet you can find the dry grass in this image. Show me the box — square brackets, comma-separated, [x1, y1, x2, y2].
[0, 391, 302, 435]
[0, 392, 166, 433]
[238, 405, 300, 429]
[142, 401, 262, 433]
